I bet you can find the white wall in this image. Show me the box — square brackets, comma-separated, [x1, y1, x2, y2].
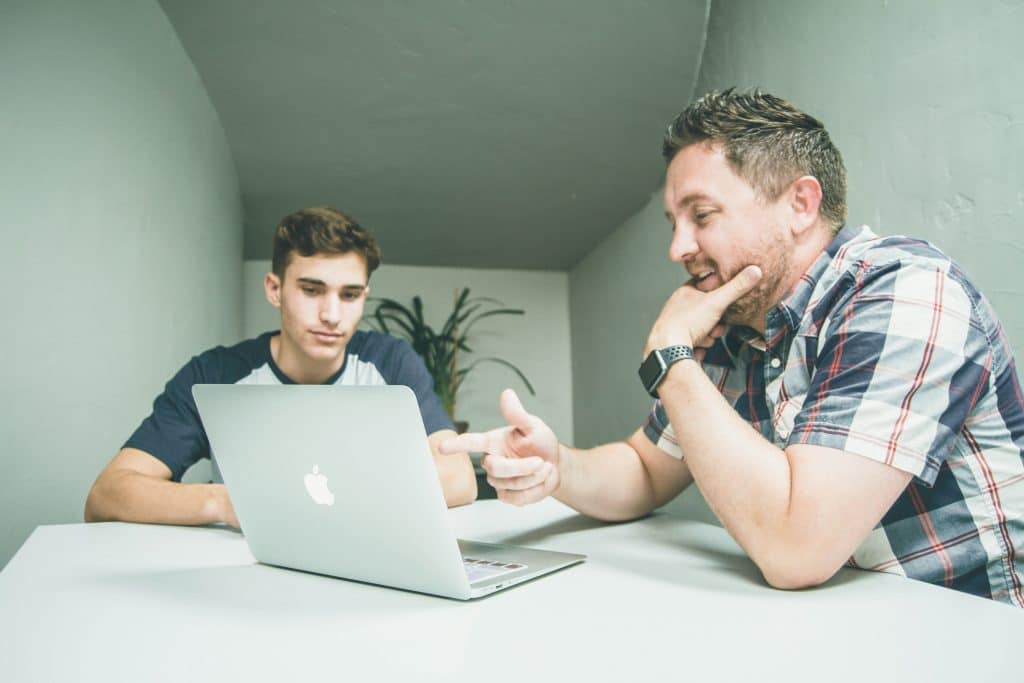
[243, 261, 574, 444]
[0, 0, 243, 567]
[569, 0, 1024, 522]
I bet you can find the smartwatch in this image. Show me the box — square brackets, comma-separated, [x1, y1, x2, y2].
[638, 345, 695, 398]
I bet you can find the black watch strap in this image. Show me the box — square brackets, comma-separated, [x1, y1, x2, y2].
[638, 345, 696, 398]
[659, 345, 695, 365]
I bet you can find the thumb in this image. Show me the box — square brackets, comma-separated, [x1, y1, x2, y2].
[709, 264, 762, 308]
[499, 388, 532, 432]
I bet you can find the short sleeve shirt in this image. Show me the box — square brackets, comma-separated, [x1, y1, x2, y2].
[643, 225, 1024, 606]
[125, 330, 454, 482]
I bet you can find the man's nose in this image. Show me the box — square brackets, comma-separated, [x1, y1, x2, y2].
[668, 223, 698, 263]
[319, 298, 341, 326]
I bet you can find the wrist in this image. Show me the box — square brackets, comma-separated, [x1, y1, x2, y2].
[645, 335, 694, 358]
[658, 354, 703, 398]
[552, 444, 572, 497]
[638, 344, 696, 398]
[203, 484, 230, 525]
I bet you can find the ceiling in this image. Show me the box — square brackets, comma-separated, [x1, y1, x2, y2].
[158, 1, 709, 270]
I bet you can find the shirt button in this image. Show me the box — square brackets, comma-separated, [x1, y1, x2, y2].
[769, 357, 782, 369]
[777, 427, 790, 440]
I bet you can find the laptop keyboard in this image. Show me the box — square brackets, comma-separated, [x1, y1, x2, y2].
[463, 557, 527, 583]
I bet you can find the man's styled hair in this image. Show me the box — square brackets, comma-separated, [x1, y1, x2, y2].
[271, 206, 382, 278]
[663, 88, 848, 230]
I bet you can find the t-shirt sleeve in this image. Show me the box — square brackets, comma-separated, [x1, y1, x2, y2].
[123, 356, 211, 482]
[386, 340, 456, 434]
[789, 261, 990, 485]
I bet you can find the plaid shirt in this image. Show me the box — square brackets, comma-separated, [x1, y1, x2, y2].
[644, 225, 1024, 605]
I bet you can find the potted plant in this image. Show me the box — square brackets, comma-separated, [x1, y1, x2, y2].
[367, 287, 535, 430]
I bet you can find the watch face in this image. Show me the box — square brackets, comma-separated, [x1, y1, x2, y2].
[638, 351, 667, 398]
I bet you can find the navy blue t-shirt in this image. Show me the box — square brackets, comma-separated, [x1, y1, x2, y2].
[125, 330, 454, 481]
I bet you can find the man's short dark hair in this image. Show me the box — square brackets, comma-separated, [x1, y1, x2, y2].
[271, 206, 382, 278]
[663, 88, 848, 230]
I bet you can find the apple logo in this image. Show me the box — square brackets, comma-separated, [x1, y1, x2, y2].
[303, 465, 335, 506]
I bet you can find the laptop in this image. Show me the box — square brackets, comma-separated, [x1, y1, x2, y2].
[192, 384, 585, 599]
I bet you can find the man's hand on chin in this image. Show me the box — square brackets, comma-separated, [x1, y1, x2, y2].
[645, 264, 762, 356]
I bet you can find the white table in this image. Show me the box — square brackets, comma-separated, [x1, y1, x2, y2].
[1, 500, 1020, 682]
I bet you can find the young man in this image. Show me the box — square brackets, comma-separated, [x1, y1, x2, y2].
[443, 90, 1024, 606]
[86, 207, 476, 527]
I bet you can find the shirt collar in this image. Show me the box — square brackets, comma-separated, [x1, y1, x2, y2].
[712, 325, 763, 367]
[772, 223, 862, 332]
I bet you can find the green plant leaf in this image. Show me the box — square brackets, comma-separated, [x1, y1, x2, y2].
[374, 311, 417, 340]
[412, 296, 426, 327]
[367, 288, 534, 420]
[461, 308, 525, 337]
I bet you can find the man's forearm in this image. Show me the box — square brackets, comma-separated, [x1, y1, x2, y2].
[84, 470, 232, 526]
[554, 441, 661, 521]
[658, 361, 794, 562]
[428, 429, 477, 507]
[435, 453, 477, 507]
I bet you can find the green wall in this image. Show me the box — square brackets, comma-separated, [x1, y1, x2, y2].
[0, 0, 243, 566]
[695, 0, 1023, 350]
[569, 0, 1024, 520]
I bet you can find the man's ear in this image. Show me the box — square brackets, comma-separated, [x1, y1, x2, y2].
[264, 272, 282, 308]
[788, 175, 823, 237]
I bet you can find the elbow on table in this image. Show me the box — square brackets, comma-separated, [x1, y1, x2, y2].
[757, 554, 843, 591]
[83, 481, 108, 523]
[83, 469, 128, 523]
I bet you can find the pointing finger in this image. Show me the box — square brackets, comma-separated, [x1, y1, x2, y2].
[440, 429, 502, 455]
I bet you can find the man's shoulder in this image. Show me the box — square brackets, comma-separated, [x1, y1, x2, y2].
[346, 329, 427, 381]
[348, 329, 413, 358]
[832, 227, 955, 276]
[812, 228, 1004, 350]
[819, 227, 986, 304]
[186, 331, 276, 383]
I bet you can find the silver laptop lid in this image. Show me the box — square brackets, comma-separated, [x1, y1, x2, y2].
[193, 384, 473, 599]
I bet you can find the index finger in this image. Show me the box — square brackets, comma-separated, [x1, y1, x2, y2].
[440, 428, 506, 455]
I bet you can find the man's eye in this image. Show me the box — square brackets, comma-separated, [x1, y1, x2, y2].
[341, 292, 360, 301]
[301, 287, 318, 295]
[694, 211, 713, 224]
